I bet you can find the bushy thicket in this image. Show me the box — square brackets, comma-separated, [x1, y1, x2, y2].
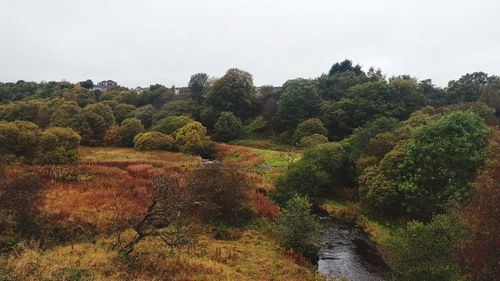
[0, 121, 80, 165]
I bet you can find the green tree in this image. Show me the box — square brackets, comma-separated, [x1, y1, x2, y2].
[447, 72, 492, 103]
[214, 111, 243, 142]
[292, 118, 327, 145]
[152, 115, 193, 135]
[206, 68, 255, 118]
[276, 79, 321, 130]
[273, 142, 353, 204]
[0, 121, 39, 164]
[277, 194, 321, 258]
[134, 131, 175, 151]
[388, 214, 467, 281]
[130, 105, 154, 129]
[119, 118, 145, 147]
[174, 121, 214, 157]
[112, 103, 136, 123]
[188, 73, 209, 102]
[398, 111, 489, 219]
[34, 127, 81, 165]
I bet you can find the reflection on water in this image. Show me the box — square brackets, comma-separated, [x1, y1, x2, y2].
[318, 217, 390, 281]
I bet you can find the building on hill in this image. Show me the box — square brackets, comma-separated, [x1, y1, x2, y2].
[94, 80, 118, 91]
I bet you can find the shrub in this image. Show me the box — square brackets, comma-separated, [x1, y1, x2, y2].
[188, 164, 255, 225]
[273, 142, 353, 204]
[388, 214, 467, 281]
[175, 121, 215, 158]
[277, 194, 321, 260]
[299, 134, 328, 147]
[34, 127, 81, 165]
[246, 116, 268, 134]
[292, 118, 327, 145]
[152, 115, 192, 135]
[0, 121, 39, 164]
[120, 118, 145, 147]
[0, 173, 44, 238]
[214, 111, 244, 142]
[134, 131, 175, 151]
[250, 191, 280, 219]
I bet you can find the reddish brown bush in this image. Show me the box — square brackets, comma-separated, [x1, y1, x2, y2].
[250, 191, 280, 219]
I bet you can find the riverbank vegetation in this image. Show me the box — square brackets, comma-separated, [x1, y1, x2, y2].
[0, 60, 498, 280]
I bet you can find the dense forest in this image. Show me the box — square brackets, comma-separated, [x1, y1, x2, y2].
[0, 60, 498, 281]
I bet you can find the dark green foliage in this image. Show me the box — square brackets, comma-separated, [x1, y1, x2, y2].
[328, 59, 364, 76]
[447, 72, 493, 103]
[133, 131, 175, 151]
[292, 118, 327, 145]
[214, 111, 243, 142]
[152, 115, 193, 135]
[140, 84, 174, 108]
[276, 79, 321, 130]
[188, 73, 209, 102]
[156, 99, 201, 120]
[277, 194, 321, 258]
[78, 79, 94, 89]
[397, 111, 489, 219]
[112, 103, 136, 123]
[49, 101, 81, 127]
[71, 111, 108, 146]
[119, 118, 145, 147]
[273, 142, 353, 204]
[388, 214, 467, 281]
[321, 79, 424, 139]
[130, 105, 154, 129]
[206, 68, 255, 118]
[342, 117, 401, 162]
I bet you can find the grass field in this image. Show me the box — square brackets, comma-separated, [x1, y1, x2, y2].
[1, 146, 321, 281]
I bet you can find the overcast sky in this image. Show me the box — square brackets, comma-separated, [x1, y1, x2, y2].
[0, 0, 499, 88]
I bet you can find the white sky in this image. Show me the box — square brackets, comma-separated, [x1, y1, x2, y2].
[0, 0, 499, 87]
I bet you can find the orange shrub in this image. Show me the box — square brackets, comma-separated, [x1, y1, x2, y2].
[250, 191, 280, 219]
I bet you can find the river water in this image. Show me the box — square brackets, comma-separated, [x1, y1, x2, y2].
[317, 217, 390, 281]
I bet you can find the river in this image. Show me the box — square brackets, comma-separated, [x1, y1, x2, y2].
[317, 216, 390, 281]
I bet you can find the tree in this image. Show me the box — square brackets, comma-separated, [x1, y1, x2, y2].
[174, 121, 214, 157]
[292, 118, 327, 145]
[321, 80, 423, 139]
[206, 68, 255, 118]
[388, 214, 467, 281]
[277, 194, 321, 259]
[273, 142, 353, 204]
[34, 127, 81, 165]
[299, 134, 328, 148]
[118, 118, 144, 147]
[214, 111, 243, 142]
[458, 132, 499, 281]
[78, 79, 94, 89]
[188, 73, 209, 102]
[188, 164, 254, 225]
[130, 105, 154, 129]
[0, 121, 39, 164]
[152, 115, 193, 135]
[120, 171, 202, 256]
[447, 72, 492, 103]
[134, 132, 175, 151]
[71, 110, 109, 146]
[397, 111, 489, 219]
[276, 79, 321, 130]
[112, 103, 136, 123]
[328, 59, 364, 76]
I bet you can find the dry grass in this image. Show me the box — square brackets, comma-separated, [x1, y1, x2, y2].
[78, 146, 201, 168]
[6, 230, 323, 281]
